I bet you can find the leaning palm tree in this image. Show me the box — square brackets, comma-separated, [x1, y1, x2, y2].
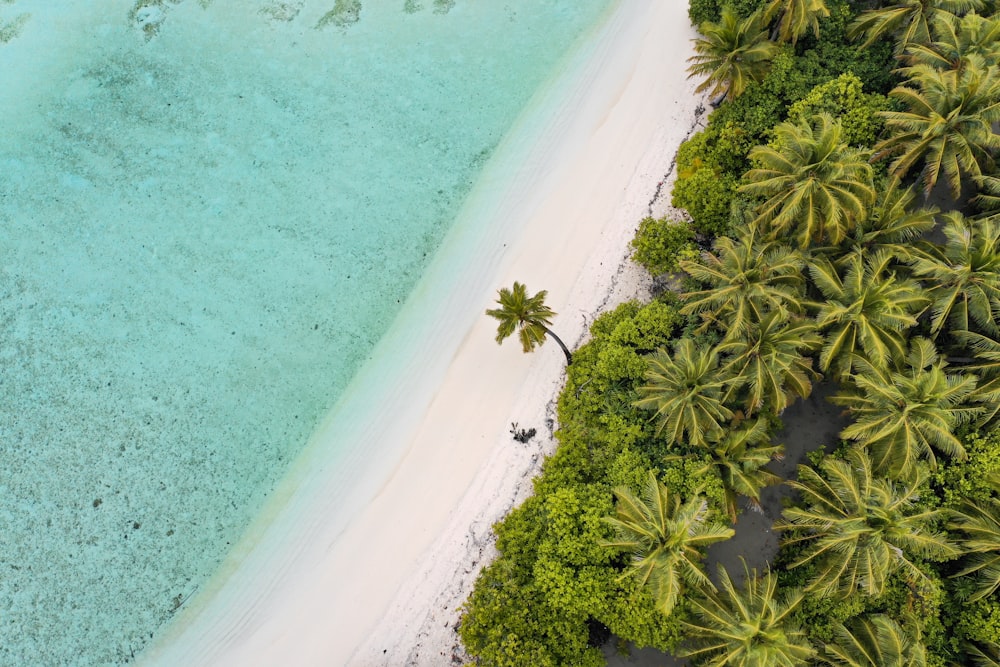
[909, 212, 1000, 337]
[634, 338, 734, 448]
[778, 446, 960, 598]
[680, 561, 815, 667]
[902, 10, 1000, 72]
[680, 226, 807, 340]
[950, 496, 1000, 602]
[849, 0, 986, 54]
[831, 179, 938, 266]
[811, 251, 930, 379]
[603, 471, 734, 616]
[832, 337, 984, 474]
[875, 61, 1000, 198]
[819, 614, 928, 667]
[718, 311, 822, 415]
[764, 0, 830, 44]
[486, 281, 572, 364]
[741, 114, 876, 249]
[687, 8, 781, 103]
[675, 416, 784, 521]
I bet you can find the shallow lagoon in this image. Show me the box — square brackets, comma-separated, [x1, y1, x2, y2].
[0, 1, 613, 662]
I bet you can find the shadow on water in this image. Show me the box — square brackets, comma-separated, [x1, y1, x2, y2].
[603, 382, 850, 666]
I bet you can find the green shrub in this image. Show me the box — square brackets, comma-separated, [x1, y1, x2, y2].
[629, 217, 699, 276]
[794, 0, 899, 95]
[560, 299, 684, 434]
[671, 168, 737, 237]
[934, 427, 1000, 508]
[787, 73, 891, 147]
[688, 0, 769, 25]
[677, 123, 757, 177]
[954, 598, 1000, 649]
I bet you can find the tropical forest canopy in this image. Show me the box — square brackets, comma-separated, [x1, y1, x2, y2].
[460, 0, 1000, 665]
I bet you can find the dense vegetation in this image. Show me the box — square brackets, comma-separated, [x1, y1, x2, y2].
[460, 1, 1000, 665]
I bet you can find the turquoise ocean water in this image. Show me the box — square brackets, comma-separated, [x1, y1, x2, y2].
[0, 1, 614, 663]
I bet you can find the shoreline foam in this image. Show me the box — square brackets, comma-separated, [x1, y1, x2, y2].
[139, 2, 704, 664]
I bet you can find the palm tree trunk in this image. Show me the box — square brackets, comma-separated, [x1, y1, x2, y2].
[542, 326, 573, 365]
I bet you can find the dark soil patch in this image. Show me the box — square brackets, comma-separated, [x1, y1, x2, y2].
[603, 382, 849, 666]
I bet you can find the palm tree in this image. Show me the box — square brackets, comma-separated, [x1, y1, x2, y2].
[952, 328, 1000, 426]
[909, 212, 1000, 337]
[634, 338, 734, 448]
[951, 496, 1000, 601]
[718, 311, 822, 415]
[832, 337, 984, 474]
[956, 329, 1000, 373]
[603, 471, 734, 616]
[902, 10, 1000, 72]
[486, 281, 572, 364]
[967, 640, 1000, 667]
[832, 179, 937, 266]
[677, 416, 784, 521]
[849, 0, 986, 54]
[680, 226, 807, 340]
[764, 0, 830, 44]
[778, 446, 960, 598]
[687, 8, 781, 103]
[875, 61, 1000, 198]
[740, 114, 876, 249]
[811, 251, 929, 379]
[680, 560, 815, 667]
[819, 614, 928, 667]
[974, 174, 1000, 211]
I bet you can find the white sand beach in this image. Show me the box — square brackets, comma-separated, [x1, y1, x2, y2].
[139, 2, 704, 665]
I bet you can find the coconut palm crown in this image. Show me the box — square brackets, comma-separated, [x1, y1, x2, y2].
[718, 311, 822, 415]
[951, 496, 1000, 602]
[687, 8, 780, 103]
[634, 338, 734, 448]
[833, 337, 985, 474]
[680, 226, 807, 341]
[676, 416, 784, 521]
[909, 212, 1000, 337]
[778, 446, 960, 598]
[680, 560, 815, 667]
[875, 60, 1000, 198]
[819, 614, 929, 667]
[902, 10, 1000, 73]
[764, 0, 831, 44]
[810, 251, 930, 379]
[486, 281, 572, 364]
[830, 179, 938, 266]
[603, 471, 734, 616]
[849, 0, 986, 54]
[741, 114, 876, 249]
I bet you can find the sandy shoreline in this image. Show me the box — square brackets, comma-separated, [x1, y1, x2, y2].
[139, 3, 704, 665]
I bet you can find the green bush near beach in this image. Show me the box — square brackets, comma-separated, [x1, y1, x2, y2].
[688, 0, 768, 25]
[460, 299, 696, 666]
[629, 217, 699, 276]
[786, 73, 891, 147]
